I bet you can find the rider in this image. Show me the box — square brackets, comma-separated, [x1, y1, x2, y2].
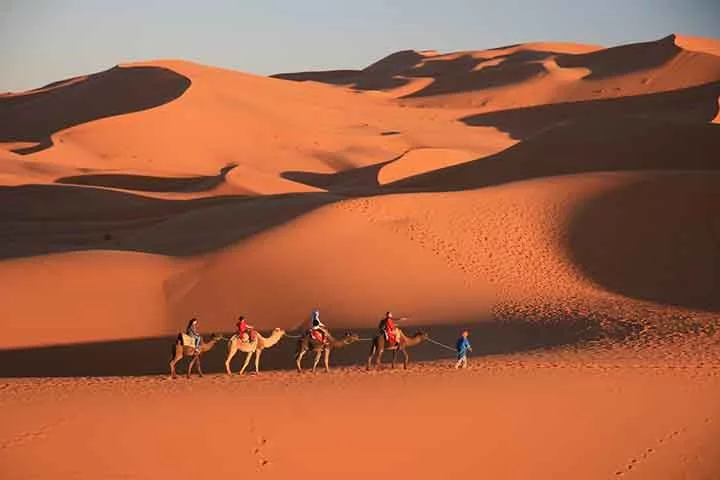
[186, 318, 202, 354]
[378, 311, 405, 345]
[236, 315, 256, 343]
[310, 309, 330, 345]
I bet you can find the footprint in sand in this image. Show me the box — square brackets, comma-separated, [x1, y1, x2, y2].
[252, 436, 271, 468]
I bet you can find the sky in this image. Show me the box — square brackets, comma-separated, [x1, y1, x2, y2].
[0, 0, 718, 91]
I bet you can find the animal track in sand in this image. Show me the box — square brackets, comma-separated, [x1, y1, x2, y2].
[251, 434, 271, 469]
[1, 420, 64, 450]
[614, 425, 690, 476]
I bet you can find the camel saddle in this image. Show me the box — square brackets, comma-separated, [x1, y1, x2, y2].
[236, 331, 256, 343]
[385, 328, 399, 346]
[310, 329, 326, 343]
[179, 333, 197, 347]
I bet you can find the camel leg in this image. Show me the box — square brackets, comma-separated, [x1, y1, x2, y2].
[254, 349, 262, 374]
[239, 351, 253, 375]
[391, 348, 398, 369]
[196, 355, 204, 377]
[376, 348, 384, 370]
[225, 343, 238, 375]
[402, 348, 409, 369]
[312, 350, 322, 373]
[187, 355, 197, 378]
[366, 344, 376, 371]
[323, 348, 330, 373]
[296, 348, 307, 373]
[169, 348, 182, 378]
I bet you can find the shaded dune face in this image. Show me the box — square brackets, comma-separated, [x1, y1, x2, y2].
[0, 66, 191, 154]
[0, 184, 335, 258]
[566, 173, 720, 313]
[554, 35, 683, 80]
[460, 81, 720, 139]
[389, 120, 720, 191]
[55, 165, 237, 193]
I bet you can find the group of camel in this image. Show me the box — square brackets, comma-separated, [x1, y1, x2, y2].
[169, 326, 430, 378]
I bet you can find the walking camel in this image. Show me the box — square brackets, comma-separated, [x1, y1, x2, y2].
[170, 332, 225, 378]
[367, 328, 429, 370]
[225, 328, 286, 375]
[295, 331, 361, 373]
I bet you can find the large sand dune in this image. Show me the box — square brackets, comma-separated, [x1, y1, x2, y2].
[2, 32, 720, 480]
[1, 33, 719, 349]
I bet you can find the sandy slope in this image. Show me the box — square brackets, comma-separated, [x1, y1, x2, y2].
[2, 31, 720, 480]
[2, 353, 719, 480]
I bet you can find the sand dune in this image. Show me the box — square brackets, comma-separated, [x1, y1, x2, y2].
[0, 66, 191, 155]
[674, 34, 720, 57]
[275, 35, 720, 113]
[2, 32, 720, 480]
[1, 33, 719, 350]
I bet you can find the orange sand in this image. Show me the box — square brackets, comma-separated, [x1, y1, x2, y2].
[1, 33, 719, 479]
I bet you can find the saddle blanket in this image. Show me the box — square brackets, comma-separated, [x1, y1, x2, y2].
[180, 333, 197, 347]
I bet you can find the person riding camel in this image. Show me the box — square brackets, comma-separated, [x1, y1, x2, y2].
[236, 316, 256, 343]
[186, 318, 202, 355]
[309, 309, 330, 345]
[378, 311, 406, 346]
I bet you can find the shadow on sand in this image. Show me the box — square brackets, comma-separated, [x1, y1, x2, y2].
[0, 318, 617, 378]
[0, 185, 340, 259]
[566, 174, 720, 313]
[460, 81, 720, 139]
[0, 65, 191, 154]
[56, 165, 237, 193]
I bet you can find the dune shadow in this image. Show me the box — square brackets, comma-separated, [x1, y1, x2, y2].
[275, 49, 558, 97]
[56, 165, 237, 193]
[271, 69, 361, 86]
[281, 152, 407, 192]
[565, 174, 720, 313]
[461, 80, 720, 139]
[388, 118, 720, 192]
[0, 319, 614, 378]
[555, 35, 681, 80]
[0, 184, 339, 259]
[402, 51, 554, 98]
[0, 66, 191, 154]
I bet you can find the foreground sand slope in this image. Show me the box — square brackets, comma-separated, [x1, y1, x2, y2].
[1, 353, 719, 480]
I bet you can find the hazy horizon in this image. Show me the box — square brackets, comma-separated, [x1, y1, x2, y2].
[1, 0, 718, 92]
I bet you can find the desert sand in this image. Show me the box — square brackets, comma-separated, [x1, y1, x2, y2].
[1, 33, 719, 479]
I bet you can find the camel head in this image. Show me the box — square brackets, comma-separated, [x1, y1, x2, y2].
[210, 332, 225, 341]
[271, 328, 286, 337]
[413, 330, 430, 341]
[342, 332, 361, 343]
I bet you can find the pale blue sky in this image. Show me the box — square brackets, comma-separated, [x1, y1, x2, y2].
[1, 0, 718, 91]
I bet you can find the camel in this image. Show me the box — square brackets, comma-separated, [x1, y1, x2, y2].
[169, 332, 225, 379]
[295, 331, 361, 373]
[224, 328, 286, 375]
[366, 328, 429, 370]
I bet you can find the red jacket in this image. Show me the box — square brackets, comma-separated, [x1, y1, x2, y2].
[237, 319, 248, 334]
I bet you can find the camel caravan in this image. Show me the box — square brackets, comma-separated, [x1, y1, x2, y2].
[170, 311, 433, 378]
